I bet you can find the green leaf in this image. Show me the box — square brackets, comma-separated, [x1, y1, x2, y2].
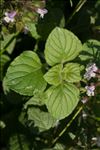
[45, 27, 82, 66]
[27, 108, 56, 132]
[44, 63, 81, 86]
[45, 83, 79, 120]
[79, 39, 100, 61]
[43, 143, 65, 150]
[0, 120, 6, 128]
[0, 54, 10, 81]
[95, 0, 100, 9]
[26, 23, 40, 39]
[63, 63, 81, 83]
[19, 111, 27, 126]
[53, 143, 65, 150]
[68, 132, 76, 140]
[4, 51, 47, 96]
[24, 90, 47, 109]
[1, 33, 16, 54]
[44, 64, 63, 86]
[8, 134, 30, 150]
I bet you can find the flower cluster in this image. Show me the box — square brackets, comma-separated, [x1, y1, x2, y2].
[84, 63, 98, 80]
[85, 85, 95, 96]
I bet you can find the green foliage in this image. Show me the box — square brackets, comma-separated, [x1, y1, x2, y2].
[52, 143, 65, 150]
[1, 0, 100, 149]
[43, 143, 65, 150]
[27, 107, 57, 132]
[45, 27, 82, 66]
[79, 39, 100, 61]
[0, 120, 6, 128]
[44, 63, 82, 85]
[44, 64, 63, 86]
[63, 63, 82, 82]
[4, 27, 82, 121]
[4, 51, 47, 96]
[8, 134, 31, 150]
[45, 83, 79, 120]
[24, 91, 46, 108]
[0, 54, 10, 80]
[26, 23, 40, 39]
[1, 33, 16, 54]
[43, 27, 82, 120]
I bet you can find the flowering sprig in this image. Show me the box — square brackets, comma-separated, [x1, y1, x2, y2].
[85, 85, 95, 96]
[3, 11, 17, 23]
[36, 8, 48, 18]
[84, 63, 98, 80]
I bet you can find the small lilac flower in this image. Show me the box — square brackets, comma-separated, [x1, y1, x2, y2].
[4, 11, 16, 23]
[85, 85, 95, 96]
[84, 63, 98, 80]
[36, 8, 48, 18]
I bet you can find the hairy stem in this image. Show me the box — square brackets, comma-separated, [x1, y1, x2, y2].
[51, 104, 83, 146]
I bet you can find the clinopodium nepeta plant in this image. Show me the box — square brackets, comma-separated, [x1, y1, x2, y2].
[1, 0, 100, 149]
[4, 27, 83, 120]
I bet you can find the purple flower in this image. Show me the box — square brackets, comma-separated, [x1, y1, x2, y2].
[84, 63, 98, 80]
[36, 8, 48, 18]
[4, 11, 16, 23]
[85, 85, 95, 96]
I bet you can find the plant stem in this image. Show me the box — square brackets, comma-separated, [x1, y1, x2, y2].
[51, 104, 83, 146]
[66, 0, 87, 25]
